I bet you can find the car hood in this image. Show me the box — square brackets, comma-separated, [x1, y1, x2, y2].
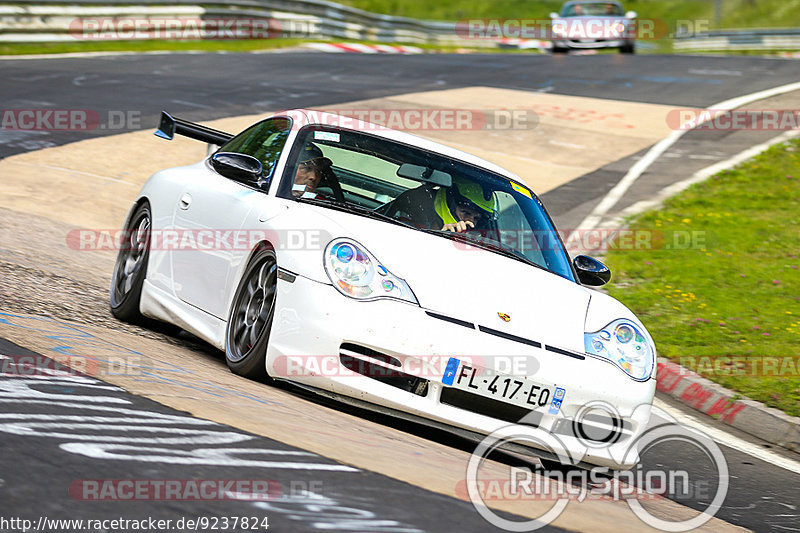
[281, 203, 591, 352]
[558, 15, 628, 20]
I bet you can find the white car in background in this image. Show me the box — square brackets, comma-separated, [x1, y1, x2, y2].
[550, 1, 637, 54]
[110, 109, 656, 469]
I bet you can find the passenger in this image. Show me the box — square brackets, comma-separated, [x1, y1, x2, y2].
[292, 144, 333, 198]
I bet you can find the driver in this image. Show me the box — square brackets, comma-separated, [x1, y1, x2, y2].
[434, 178, 496, 233]
[292, 144, 333, 198]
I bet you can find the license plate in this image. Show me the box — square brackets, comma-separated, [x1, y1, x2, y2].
[441, 357, 562, 412]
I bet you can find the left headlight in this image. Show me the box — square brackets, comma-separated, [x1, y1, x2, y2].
[324, 238, 418, 305]
[584, 319, 655, 380]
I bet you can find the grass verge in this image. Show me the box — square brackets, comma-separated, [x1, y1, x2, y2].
[604, 138, 800, 416]
[0, 38, 542, 56]
[0, 38, 310, 56]
[339, 0, 800, 28]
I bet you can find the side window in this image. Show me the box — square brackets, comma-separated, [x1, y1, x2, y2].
[217, 118, 291, 180]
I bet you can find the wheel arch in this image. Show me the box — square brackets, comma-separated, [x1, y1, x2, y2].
[121, 196, 151, 228]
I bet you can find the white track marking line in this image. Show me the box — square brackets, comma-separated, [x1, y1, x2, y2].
[654, 398, 800, 475]
[578, 80, 800, 231]
[596, 129, 800, 229]
[0, 50, 199, 60]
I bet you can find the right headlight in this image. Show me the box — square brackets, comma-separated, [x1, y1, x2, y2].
[584, 319, 655, 381]
[323, 238, 418, 305]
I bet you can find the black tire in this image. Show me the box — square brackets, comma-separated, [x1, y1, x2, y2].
[225, 246, 277, 379]
[110, 202, 151, 324]
[620, 43, 635, 54]
[551, 46, 568, 54]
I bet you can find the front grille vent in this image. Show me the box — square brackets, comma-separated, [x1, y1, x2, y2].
[339, 344, 428, 397]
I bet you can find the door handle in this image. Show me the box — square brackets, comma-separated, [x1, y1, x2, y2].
[179, 193, 192, 210]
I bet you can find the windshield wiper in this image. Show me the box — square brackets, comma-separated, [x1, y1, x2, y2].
[423, 228, 546, 271]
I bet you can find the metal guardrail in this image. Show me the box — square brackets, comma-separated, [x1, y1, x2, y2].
[0, 0, 486, 46]
[2, 1, 798, 52]
[674, 28, 800, 51]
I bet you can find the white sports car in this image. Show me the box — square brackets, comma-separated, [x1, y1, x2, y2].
[549, 1, 637, 54]
[111, 109, 656, 469]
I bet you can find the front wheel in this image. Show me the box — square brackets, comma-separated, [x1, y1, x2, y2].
[225, 247, 278, 379]
[110, 202, 151, 324]
[620, 43, 635, 54]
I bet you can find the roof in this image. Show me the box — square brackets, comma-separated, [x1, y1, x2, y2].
[277, 108, 523, 184]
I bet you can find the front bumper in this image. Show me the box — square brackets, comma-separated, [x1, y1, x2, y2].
[267, 274, 655, 469]
[552, 38, 631, 49]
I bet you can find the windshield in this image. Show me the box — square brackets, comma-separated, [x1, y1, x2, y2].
[561, 2, 623, 16]
[278, 126, 575, 282]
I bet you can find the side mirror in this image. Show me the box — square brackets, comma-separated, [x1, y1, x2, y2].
[625, 11, 637, 19]
[211, 152, 263, 183]
[573, 255, 611, 286]
[549, 12, 559, 18]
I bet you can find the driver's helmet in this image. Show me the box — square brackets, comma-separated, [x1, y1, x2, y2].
[435, 177, 497, 224]
[451, 178, 496, 215]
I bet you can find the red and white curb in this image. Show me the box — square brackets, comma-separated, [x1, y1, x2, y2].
[304, 43, 423, 54]
[656, 357, 800, 452]
[497, 38, 550, 50]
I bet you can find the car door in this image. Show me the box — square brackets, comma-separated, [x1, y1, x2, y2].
[171, 117, 291, 319]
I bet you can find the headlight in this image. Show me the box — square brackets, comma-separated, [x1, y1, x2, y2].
[324, 238, 418, 304]
[584, 319, 654, 380]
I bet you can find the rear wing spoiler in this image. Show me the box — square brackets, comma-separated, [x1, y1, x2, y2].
[154, 111, 233, 146]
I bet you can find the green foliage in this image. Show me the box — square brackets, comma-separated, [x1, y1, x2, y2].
[605, 139, 800, 416]
[339, 0, 800, 28]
